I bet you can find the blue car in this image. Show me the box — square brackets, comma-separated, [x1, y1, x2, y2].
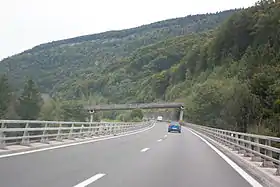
[168, 121, 181, 133]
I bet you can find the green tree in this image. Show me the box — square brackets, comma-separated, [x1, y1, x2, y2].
[39, 98, 64, 121]
[0, 75, 11, 118]
[61, 101, 88, 121]
[130, 109, 144, 120]
[17, 79, 43, 120]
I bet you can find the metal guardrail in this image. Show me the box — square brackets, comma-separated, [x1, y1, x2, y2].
[185, 123, 280, 176]
[0, 120, 153, 149]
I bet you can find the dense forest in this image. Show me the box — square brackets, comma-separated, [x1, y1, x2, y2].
[0, 0, 279, 136]
[0, 9, 237, 97]
[0, 75, 144, 122]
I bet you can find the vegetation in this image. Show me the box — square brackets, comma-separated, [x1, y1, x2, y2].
[1, 1, 280, 136]
[0, 9, 237, 99]
[0, 75, 11, 118]
[0, 77, 41, 120]
[16, 79, 43, 120]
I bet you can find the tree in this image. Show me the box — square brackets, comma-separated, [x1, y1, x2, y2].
[130, 109, 144, 120]
[0, 75, 11, 118]
[17, 79, 43, 120]
[39, 98, 64, 121]
[61, 101, 88, 121]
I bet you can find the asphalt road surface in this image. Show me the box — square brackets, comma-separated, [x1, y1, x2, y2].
[0, 122, 255, 187]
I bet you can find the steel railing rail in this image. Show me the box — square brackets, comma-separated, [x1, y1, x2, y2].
[0, 120, 153, 148]
[184, 123, 280, 176]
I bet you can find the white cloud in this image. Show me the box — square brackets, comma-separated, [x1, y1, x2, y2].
[0, 0, 257, 60]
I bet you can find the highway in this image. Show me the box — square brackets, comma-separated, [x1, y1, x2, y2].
[0, 122, 256, 187]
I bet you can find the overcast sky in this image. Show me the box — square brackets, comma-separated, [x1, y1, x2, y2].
[0, 0, 257, 60]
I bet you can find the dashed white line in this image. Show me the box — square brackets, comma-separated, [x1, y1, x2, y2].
[73, 173, 106, 187]
[157, 139, 162, 142]
[187, 128, 263, 187]
[140, 148, 150, 152]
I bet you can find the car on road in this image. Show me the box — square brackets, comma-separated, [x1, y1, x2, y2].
[157, 116, 163, 121]
[168, 121, 181, 133]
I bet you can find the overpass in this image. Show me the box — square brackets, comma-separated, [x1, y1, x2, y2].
[0, 120, 279, 187]
[85, 102, 185, 121]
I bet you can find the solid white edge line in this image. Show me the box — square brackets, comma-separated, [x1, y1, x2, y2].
[140, 148, 150, 152]
[73, 173, 106, 187]
[0, 123, 155, 159]
[186, 128, 263, 187]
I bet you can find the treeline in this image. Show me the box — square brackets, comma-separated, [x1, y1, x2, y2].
[0, 9, 237, 98]
[0, 75, 42, 120]
[99, 109, 144, 122]
[0, 75, 87, 121]
[164, 0, 280, 137]
[0, 74, 145, 122]
[183, 0, 280, 137]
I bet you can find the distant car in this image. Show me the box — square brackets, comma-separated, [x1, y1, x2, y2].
[157, 116, 163, 121]
[168, 121, 181, 133]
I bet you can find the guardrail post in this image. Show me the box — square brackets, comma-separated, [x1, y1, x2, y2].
[216, 130, 223, 144]
[68, 124, 75, 140]
[275, 156, 280, 176]
[112, 124, 117, 136]
[103, 124, 107, 135]
[96, 123, 101, 136]
[224, 132, 229, 146]
[86, 124, 91, 137]
[79, 125, 85, 138]
[244, 136, 254, 157]
[127, 123, 131, 132]
[0, 122, 6, 149]
[228, 132, 235, 148]
[40, 123, 49, 144]
[251, 137, 262, 162]
[56, 124, 63, 141]
[238, 135, 246, 154]
[120, 123, 123, 134]
[210, 129, 217, 142]
[89, 124, 94, 137]
[232, 133, 240, 151]
[21, 123, 30, 146]
[262, 140, 275, 168]
[120, 123, 124, 134]
[99, 123, 104, 135]
[109, 124, 113, 135]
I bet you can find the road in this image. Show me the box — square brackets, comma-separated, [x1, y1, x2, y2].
[0, 122, 255, 187]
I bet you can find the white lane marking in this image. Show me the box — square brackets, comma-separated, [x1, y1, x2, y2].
[164, 135, 167, 138]
[74, 173, 106, 187]
[0, 123, 156, 159]
[140, 148, 150, 152]
[186, 128, 263, 187]
[157, 139, 162, 142]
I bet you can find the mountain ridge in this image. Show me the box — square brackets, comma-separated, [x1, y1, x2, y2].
[3, 9, 238, 59]
[0, 8, 238, 97]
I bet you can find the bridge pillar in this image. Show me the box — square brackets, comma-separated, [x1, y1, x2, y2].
[179, 109, 184, 121]
[89, 110, 95, 122]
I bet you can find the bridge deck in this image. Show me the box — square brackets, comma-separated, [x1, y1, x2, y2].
[85, 103, 184, 111]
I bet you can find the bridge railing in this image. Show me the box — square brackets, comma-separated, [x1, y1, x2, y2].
[185, 123, 280, 176]
[0, 120, 153, 149]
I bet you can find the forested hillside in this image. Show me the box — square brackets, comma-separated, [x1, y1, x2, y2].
[1, 0, 280, 136]
[0, 9, 236, 96]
